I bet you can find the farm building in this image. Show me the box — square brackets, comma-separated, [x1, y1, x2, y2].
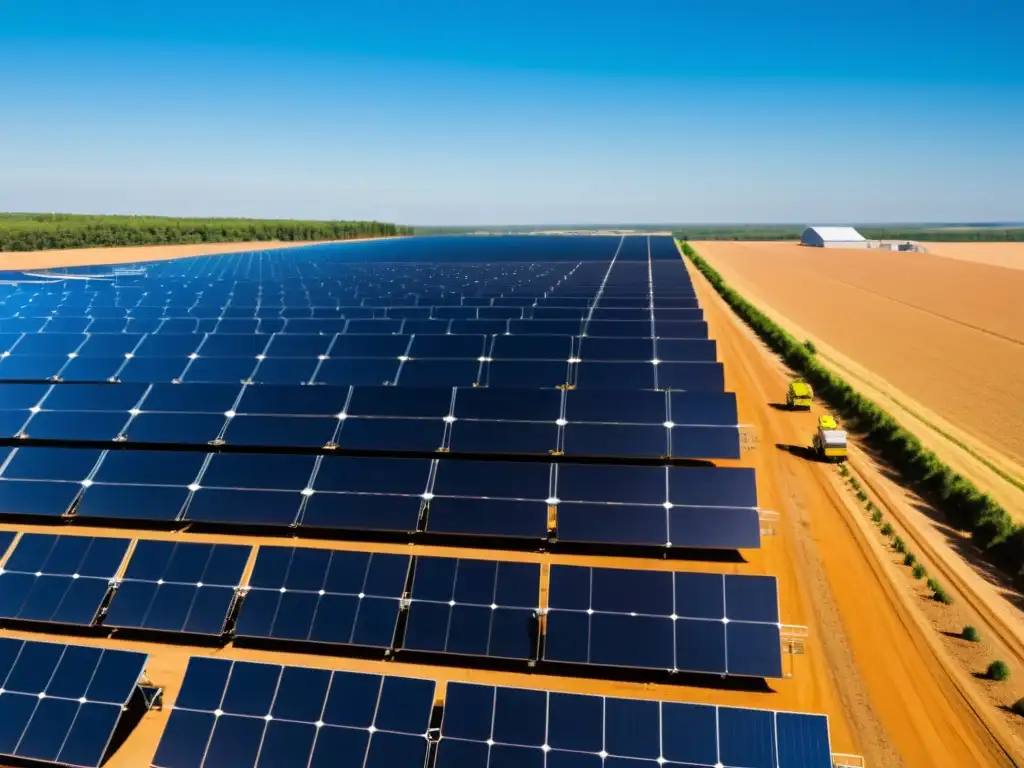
[800, 226, 869, 249]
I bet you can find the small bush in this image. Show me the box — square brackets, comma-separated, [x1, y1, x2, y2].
[865, 501, 875, 512]
[838, 464, 849, 477]
[1011, 699, 1024, 717]
[903, 552, 916, 566]
[926, 577, 939, 591]
[912, 563, 927, 579]
[961, 626, 980, 642]
[892, 536, 906, 553]
[804, 339, 817, 355]
[856, 491, 868, 503]
[880, 522, 894, 536]
[849, 478, 861, 491]
[933, 586, 953, 604]
[871, 509, 883, 523]
[988, 660, 1010, 681]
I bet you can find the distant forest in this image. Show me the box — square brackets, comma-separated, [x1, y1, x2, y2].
[0, 213, 412, 252]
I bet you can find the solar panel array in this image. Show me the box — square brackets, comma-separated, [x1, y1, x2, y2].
[0, 235, 840, 767]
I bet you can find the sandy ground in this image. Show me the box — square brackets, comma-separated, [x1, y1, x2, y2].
[926, 242, 1024, 272]
[0, 239, 341, 271]
[695, 240, 1024, 476]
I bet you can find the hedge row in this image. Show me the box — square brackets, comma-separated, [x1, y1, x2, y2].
[0, 214, 412, 252]
[680, 240, 1024, 582]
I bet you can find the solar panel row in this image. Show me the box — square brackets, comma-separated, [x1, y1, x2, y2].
[0, 383, 739, 459]
[0, 534, 781, 676]
[152, 658, 833, 768]
[0, 449, 760, 549]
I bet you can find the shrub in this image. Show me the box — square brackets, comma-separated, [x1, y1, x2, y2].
[1012, 699, 1024, 717]
[865, 501, 875, 512]
[838, 464, 849, 477]
[880, 522, 894, 536]
[903, 552, 916, 566]
[856, 491, 868, 503]
[927, 577, 940, 591]
[849, 478, 861, 491]
[933, 586, 953, 604]
[871, 509, 883, 523]
[988, 660, 1010, 681]
[912, 563, 927, 579]
[961, 626, 979, 642]
[892, 536, 906, 553]
[804, 339, 817, 355]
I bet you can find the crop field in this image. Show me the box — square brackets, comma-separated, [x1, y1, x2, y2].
[694, 241, 1024, 470]
[926, 242, 1024, 271]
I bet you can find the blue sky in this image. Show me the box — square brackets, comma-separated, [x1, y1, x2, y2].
[1, 1, 1022, 225]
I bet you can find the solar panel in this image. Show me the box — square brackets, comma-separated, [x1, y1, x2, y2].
[0, 533, 129, 626]
[553, 464, 760, 549]
[401, 557, 541, 660]
[439, 682, 833, 767]
[235, 546, 410, 648]
[184, 453, 317, 527]
[303, 455, 431, 532]
[76, 450, 206, 522]
[543, 565, 783, 677]
[152, 658, 435, 768]
[104, 541, 249, 636]
[427, 460, 551, 539]
[0, 637, 148, 767]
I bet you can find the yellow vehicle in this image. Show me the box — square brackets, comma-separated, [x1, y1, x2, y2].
[786, 378, 813, 409]
[812, 414, 847, 462]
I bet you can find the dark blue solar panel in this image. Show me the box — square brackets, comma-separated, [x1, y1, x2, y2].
[427, 460, 551, 539]
[302, 456, 431, 532]
[235, 547, 410, 648]
[544, 566, 783, 677]
[0, 637, 147, 767]
[402, 557, 540, 660]
[438, 682, 833, 768]
[104, 541, 250, 636]
[0, 533, 129, 626]
[153, 658, 435, 768]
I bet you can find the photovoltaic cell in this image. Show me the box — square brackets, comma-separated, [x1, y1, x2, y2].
[0, 637, 148, 767]
[437, 682, 833, 768]
[152, 657, 435, 768]
[234, 547, 410, 648]
[402, 557, 540, 660]
[104, 541, 250, 636]
[544, 565, 783, 677]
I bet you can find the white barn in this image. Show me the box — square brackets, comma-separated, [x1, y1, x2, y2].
[800, 226, 869, 249]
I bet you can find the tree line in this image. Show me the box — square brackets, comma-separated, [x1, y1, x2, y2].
[0, 214, 412, 252]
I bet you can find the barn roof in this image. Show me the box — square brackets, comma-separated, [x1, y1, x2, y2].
[806, 226, 866, 242]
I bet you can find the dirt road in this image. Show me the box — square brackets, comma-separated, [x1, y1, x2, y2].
[684, 253, 1019, 766]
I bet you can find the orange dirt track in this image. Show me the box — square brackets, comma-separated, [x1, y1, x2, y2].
[694, 241, 1024, 472]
